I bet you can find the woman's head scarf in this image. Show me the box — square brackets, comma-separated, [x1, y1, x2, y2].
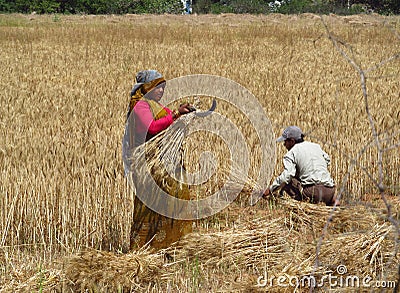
[127, 70, 166, 120]
[130, 70, 165, 97]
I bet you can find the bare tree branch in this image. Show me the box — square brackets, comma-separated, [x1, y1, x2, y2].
[383, 18, 400, 41]
[365, 52, 400, 74]
[309, 15, 400, 293]
[383, 143, 400, 152]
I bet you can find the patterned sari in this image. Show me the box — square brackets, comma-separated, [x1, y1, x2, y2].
[126, 83, 192, 250]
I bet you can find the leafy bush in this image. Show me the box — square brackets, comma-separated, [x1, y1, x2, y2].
[14, 0, 60, 13]
[0, 0, 15, 12]
[229, 0, 271, 14]
[0, 0, 399, 15]
[133, 0, 183, 14]
[209, 3, 233, 14]
[276, 0, 319, 14]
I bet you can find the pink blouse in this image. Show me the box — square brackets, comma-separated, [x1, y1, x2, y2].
[133, 100, 174, 145]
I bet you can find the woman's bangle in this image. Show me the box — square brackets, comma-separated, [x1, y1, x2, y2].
[173, 109, 181, 120]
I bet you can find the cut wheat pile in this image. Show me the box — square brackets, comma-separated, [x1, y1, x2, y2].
[2, 198, 397, 292]
[64, 248, 163, 292]
[162, 198, 398, 274]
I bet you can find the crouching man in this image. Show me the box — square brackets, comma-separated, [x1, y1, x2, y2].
[263, 126, 338, 206]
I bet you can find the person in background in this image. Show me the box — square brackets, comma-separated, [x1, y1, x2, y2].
[181, 0, 191, 14]
[263, 126, 338, 206]
[185, 0, 192, 14]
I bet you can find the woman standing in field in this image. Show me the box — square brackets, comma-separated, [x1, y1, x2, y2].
[123, 70, 193, 250]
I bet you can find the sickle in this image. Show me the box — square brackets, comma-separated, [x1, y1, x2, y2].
[193, 99, 217, 117]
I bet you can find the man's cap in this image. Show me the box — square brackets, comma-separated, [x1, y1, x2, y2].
[276, 126, 303, 142]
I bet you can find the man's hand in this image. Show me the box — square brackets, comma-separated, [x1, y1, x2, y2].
[262, 188, 271, 199]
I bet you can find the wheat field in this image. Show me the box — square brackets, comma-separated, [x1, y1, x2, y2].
[0, 13, 399, 292]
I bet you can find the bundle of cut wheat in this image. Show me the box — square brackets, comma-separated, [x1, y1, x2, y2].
[276, 196, 386, 235]
[63, 248, 163, 292]
[163, 218, 320, 277]
[316, 222, 396, 277]
[0, 268, 61, 293]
